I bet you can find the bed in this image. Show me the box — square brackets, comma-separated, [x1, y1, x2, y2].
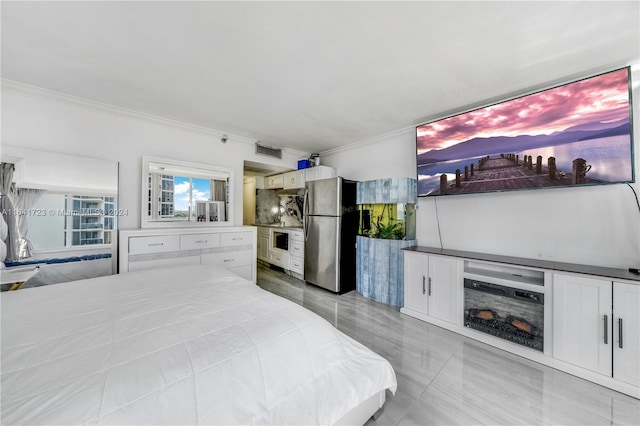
[0, 264, 397, 425]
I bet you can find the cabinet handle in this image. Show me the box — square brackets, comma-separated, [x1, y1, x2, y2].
[422, 276, 426, 295]
[604, 315, 608, 344]
[428, 277, 432, 296]
[619, 318, 623, 349]
[195, 240, 207, 244]
[223, 258, 234, 263]
[148, 242, 164, 247]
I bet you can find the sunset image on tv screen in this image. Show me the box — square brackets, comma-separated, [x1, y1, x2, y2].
[416, 67, 633, 196]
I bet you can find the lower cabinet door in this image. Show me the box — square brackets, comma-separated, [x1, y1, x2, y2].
[257, 235, 269, 261]
[552, 273, 612, 376]
[403, 251, 429, 315]
[427, 255, 461, 325]
[613, 281, 640, 387]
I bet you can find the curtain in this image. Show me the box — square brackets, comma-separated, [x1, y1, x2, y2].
[15, 188, 44, 259]
[0, 163, 19, 262]
[211, 180, 227, 202]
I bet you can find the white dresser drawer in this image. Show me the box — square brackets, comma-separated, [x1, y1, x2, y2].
[180, 233, 221, 250]
[221, 231, 253, 247]
[289, 230, 304, 242]
[202, 249, 252, 269]
[289, 240, 304, 258]
[128, 255, 199, 272]
[289, 257, 304, 274]
[129, 235, 179, 255]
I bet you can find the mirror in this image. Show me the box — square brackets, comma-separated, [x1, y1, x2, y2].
[142, 156, 234, 227]
[1, 146, 118, 288]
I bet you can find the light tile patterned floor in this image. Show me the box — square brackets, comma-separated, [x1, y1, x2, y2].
[257, 265, 640, 426]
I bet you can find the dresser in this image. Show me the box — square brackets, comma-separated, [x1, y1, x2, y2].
[119, 227, 257, 282]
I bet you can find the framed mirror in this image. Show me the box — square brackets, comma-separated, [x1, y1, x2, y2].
[141, 156, 234, 228]
[1, 146, 118, 288]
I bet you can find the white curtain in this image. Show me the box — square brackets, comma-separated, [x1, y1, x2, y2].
[0, 163, 19, 262]
[15, 188, 44, 259]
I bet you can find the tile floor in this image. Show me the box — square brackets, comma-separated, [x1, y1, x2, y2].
[256, 265, 640, 426]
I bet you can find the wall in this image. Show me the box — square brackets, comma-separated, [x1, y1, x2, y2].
[1, 83, 308, 230]
[322, 68, 640, 270]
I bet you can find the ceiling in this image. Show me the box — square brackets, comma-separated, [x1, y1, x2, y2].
[2, 1, 639, 154]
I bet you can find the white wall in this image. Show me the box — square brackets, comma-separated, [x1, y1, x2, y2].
[1, 84, 307, 230]
[322, 68, 640, 270]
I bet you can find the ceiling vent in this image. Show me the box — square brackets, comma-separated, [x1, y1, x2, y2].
[255, 142, 282, 159]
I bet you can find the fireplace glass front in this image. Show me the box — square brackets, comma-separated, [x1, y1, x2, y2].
[464, 278, 544, 352]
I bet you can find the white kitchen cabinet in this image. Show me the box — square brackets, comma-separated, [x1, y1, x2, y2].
[304, 166, 336, 182]
[283, 170, 305, 189]
[256, 226, 270, 262]
[288, 229, 304, 277]
[402, 251, 461, 325]
[269, 250, 290, 269]
[552, 273, 612, 376]
[264, 174, 284, 189]
[613, 281, 640, 387]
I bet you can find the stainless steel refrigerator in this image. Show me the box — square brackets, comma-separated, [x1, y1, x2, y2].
[303, 177, 358, 293]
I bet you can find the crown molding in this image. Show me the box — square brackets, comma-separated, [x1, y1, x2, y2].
[320, 125, 415, 157]
[1, 79, 259, 146]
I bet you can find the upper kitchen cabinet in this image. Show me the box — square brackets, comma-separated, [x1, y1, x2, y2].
[305, 166, 336, 182]
[283, 170, 305, 189]
[264, 174, 284, 189]
[263, 166, 336, 190]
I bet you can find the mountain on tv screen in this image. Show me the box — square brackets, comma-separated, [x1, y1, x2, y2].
[416, 67, 634, 197]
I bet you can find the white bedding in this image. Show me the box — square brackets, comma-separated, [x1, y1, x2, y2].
[0, 264, 397, 425]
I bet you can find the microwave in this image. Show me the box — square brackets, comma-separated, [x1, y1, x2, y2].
[272, 231, 289, 251]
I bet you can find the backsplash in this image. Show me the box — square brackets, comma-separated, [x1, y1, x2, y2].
[255, 189, 303, 227]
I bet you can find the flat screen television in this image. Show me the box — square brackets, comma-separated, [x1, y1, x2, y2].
[416, 67, 634, 197]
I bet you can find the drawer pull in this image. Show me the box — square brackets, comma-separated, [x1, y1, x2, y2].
[223, 258, 235, 263]
[232, 237, 243, 241]
[148, 242, 164, 247]
[195, 240, 207, 244]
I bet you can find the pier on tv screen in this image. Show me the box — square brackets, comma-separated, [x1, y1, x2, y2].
[416, 67, 634, 197]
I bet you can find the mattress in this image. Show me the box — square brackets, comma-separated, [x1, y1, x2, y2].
[0, 264, 397, 425]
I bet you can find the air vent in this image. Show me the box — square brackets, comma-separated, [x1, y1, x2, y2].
[255, 142, 282, 159]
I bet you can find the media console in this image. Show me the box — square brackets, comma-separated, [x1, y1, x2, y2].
[401, 246, 640, 399]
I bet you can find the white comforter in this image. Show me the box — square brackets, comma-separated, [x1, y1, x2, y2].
[1, 264, 397, 425]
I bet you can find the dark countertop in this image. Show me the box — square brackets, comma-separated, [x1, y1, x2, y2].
[403, 246, 640, 283]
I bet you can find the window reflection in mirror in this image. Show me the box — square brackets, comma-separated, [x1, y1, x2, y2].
[143, 157, 233, 227]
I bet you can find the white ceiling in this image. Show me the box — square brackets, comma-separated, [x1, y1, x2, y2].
[2, 1, 639, 154]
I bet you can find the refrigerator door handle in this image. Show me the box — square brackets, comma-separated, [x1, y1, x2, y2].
[303, 188, 310, 241]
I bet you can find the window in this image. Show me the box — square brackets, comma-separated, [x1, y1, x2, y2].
[148, 172, 227, 222]
[29, 193, 115, 251]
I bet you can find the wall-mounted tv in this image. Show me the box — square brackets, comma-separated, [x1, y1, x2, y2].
[416, 67, 634, 197]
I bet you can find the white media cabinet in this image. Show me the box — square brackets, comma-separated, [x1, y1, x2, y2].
[401, 246, 640, 399]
